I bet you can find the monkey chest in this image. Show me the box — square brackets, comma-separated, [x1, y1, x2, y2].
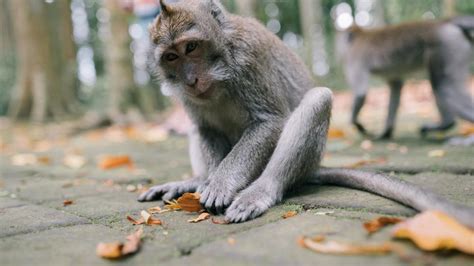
[202, 102, 249, 145]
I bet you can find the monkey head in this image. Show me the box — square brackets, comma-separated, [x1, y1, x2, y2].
[150, 0, 231, 104]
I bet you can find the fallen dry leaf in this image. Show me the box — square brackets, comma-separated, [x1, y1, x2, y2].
[122, 227, 143, 255]
[98, 155, 134, 170]
[364, 217, 403, 234]
[188, 212, 211, 223]
[11, 153, 38, 166]
[126, 185, 137, 192]
[141, 210, 162, 225]
[211, 218, 230, 224]
[227, 237, 236, 245]
[147, 206, 162, 214]
[298, 236, 393, 255]
[97, 227, 143, 259]
[328, 128, 346, 139]
[459, 123, 474, 136]
[63, 154, 86, 169]
[176, 192, 203, 212]
[127, 215, 145, 225]
[96, 242, 123, 259]
[164, 199, 182, 211]
[346, 158, 387, 169]
[127, 211, 162, 226]
[63, 200, 74, 206]
[392, 210, 474, 254]
[282, 210, 298, 219]
[428, 150, 446, 158]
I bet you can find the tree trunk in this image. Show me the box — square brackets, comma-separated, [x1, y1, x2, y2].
[298, 0, 328, 77]
[103, 0, 144, 124]
[7, 0, 78, 122]
[443, 0, 456, 17]
[235, 0, 257, 17]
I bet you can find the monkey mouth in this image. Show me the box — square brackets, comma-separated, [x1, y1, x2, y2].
[187, 87, 214, 100]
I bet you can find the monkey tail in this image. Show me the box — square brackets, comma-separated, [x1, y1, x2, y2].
[451, 16, 474, 41]
[309, 167, 474, 229]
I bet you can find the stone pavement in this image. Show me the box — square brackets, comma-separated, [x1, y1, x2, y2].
[1, 121, 473, 265]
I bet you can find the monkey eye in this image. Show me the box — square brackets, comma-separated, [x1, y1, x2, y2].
[164, 53, 179, 62]
[186, 42, 198, 54]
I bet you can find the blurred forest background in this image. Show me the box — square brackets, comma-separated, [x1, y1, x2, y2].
[0, 0, 473, 123]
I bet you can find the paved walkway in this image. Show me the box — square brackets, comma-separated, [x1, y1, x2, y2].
[1, 88, 473, 265]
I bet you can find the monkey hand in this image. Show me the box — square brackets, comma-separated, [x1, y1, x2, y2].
[137, 178, 204, 202]
[225, 180, 278, 223]
[198, 177, 240, 214]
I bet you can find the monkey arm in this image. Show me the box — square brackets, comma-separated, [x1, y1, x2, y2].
[199, 119, 284, 212]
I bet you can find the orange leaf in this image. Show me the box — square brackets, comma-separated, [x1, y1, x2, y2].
[299, 236, 393, 255]
[147, 206, 163, 214]
[328, 128, 346, 139]
[96, 228, 142, 259]
[282, 210, 298, 219]
[140, 210, 162, 225]
[459, 123, 474, 136]
[176, 192, 203, 212]
[96, 242, 123, 259]
[98, 155, 134, 170]
[127, 215, 145, 225]
[364, 217, 403, 234]
[164, 200, 182, 211]
[392, 210, 474, 254]
[122, 227, 143, 255]
[63, 199, 74, 206]
[188, 212, 211, 223]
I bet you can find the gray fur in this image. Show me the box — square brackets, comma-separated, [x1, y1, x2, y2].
[341, 17, 474, 138]
[139, 1, 474, 227]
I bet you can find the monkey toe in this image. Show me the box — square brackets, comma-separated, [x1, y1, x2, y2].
[225, 186, 276, 223]
[138, 185, 165, 202]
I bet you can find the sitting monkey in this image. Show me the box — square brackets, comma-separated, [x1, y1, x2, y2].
[139, 0, 474, 227]
[339, 17, 474, 139]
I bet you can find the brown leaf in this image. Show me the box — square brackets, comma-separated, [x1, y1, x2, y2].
[96, 228, 143, 259]
[147, 206, 162, 214]
[96, 242, 123, 259]
[328, 128, 346, 139]
[282, 210, 298, 219]
[127, 215, 145, 225]
[164, 200, 182, 211]
[176, 192, 203, 212]
[392, 210, 474, 254]
[346, 158, 387, 168]
[227, 237, 236, 245]
[63, 199, 74, 206]
[188, 212, 211, 223]
[299, 236, 393, 255]
[98, 155, 134, 170]
[364, 217, 403, 234]
[141, 210, 162, 225]
[459, 123, 474, 136]
[122, 227, 143, 255]
[211, 217, 230, 224]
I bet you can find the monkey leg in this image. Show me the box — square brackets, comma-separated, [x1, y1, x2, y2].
[225, 87, 332, 222]
[378, 80, 403, 140]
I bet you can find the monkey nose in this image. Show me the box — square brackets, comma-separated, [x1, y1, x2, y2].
[186, 78, 198, 88]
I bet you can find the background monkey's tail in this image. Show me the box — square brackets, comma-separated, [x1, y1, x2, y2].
[309, 167, 474, 229]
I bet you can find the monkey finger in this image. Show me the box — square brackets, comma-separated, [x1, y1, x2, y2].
[138, 186, 165, 202]
[162, 188, 180, 202]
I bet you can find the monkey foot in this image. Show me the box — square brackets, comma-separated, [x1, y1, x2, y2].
[225, 183, 277, 223]
[199, 179, 237, 214]
[137, 179, 202, 202]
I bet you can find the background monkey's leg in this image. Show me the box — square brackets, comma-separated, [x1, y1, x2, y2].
[225, 87, 332, 222]
[379, 79, 403, 139]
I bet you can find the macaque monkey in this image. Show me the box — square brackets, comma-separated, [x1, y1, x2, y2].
[139, 0, 474, 227]
[340, 17, 474, 139]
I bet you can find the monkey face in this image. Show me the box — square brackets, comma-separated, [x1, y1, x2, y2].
[150, 0, 230, 103]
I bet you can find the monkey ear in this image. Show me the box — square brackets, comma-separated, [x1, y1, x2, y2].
[209, 0, 226, 25]
[160, 0, 172, 16]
